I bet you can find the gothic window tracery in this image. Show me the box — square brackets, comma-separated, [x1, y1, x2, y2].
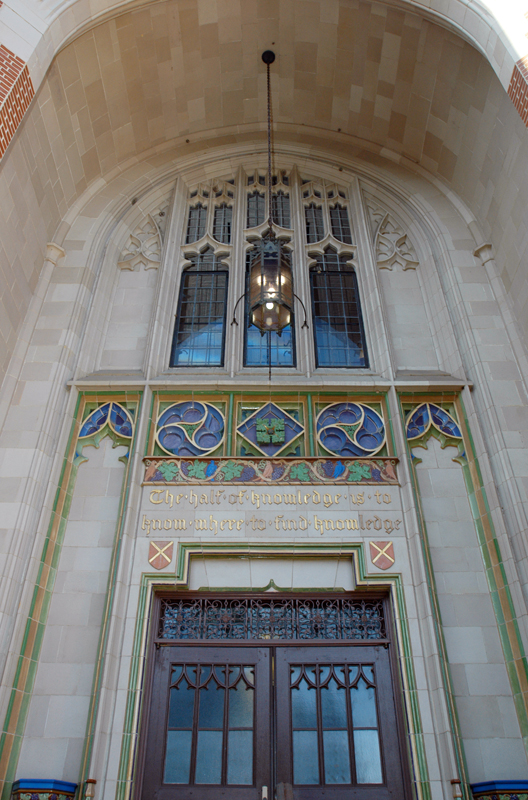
[170, 168, 367, 372]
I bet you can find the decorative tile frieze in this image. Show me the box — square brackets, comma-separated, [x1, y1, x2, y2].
[143, 456, 398, 485]
[316, 402, 386, 457]
[156, 400, 225, 457]
[11, 780, 77, 800]
[471, 781, 528, 800]
[237, 402, 304, 457]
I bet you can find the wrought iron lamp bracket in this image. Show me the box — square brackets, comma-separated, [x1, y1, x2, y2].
[231, 291, 309, 329]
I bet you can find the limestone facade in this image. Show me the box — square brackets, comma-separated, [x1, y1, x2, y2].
[0, 2, 528, 800]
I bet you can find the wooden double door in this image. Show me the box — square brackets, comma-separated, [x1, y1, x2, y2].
[142, 642, 407, 800]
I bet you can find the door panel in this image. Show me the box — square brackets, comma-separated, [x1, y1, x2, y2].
[142, 646, 271, 800]
[275, 646, 405, 800]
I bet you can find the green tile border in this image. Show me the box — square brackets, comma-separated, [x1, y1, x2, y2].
[115, 542, 430, 800]
[0, 393, 141, 799]
[399, 392, 528, 797]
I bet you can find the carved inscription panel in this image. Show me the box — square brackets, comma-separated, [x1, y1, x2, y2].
[138, 484, 404, 539]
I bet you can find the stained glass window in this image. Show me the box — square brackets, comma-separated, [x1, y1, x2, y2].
[170, 248, 228, 367]
[310, 249, 368, 368]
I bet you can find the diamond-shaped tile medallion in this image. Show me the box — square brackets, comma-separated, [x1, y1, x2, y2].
[237, 403, 304, 457]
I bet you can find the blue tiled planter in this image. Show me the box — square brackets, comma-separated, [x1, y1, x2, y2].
[11, 780, 78, 800]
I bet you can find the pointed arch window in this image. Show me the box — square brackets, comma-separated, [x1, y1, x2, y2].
[310, 248, 368, 368]
[170, 247, 228, 367]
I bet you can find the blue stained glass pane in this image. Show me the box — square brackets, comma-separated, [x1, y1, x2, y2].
[293, 730, 319, 784]
[164, 730, 192, 783]
[79, 404, 110, 438]
[353, 729, 382, 784]
[323, 730, 351, 784]
[429, 404, 462, 437]
[109, 404, 133, 437]
[227, 730, 253, 785]
[195, 730, 223, 784]
[406, 404, 429, 439]
[406, 403, 461, 440]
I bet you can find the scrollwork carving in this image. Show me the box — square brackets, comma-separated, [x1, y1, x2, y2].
[364, 195, 419, 270]
[118, 201, 169, 271]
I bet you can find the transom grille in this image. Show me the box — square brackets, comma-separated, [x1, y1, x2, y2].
[158, 597, 385, 641]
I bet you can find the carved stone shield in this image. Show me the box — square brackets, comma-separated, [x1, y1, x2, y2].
[149, 540, 174, 570]
[369, 541, 395, 571]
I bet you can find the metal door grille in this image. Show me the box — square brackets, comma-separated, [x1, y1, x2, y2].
[158, 598, 385, 642]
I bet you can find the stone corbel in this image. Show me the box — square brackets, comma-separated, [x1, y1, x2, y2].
[473, 242, 494, 265]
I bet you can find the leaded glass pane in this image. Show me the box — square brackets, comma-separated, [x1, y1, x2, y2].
[213, 204, 232, 243]
[186, 204, 207, 243]
[164, 663, 256, 787]
[305, 204, 324, 242]
[330, 205, 353, 243]
[247, 191, 265, 227]
[272, 191, 291, 228]
[311, 251, 368, 368]
[170, 271, 228, 367]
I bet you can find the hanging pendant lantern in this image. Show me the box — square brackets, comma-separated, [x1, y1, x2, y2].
[248, 49, 293, 336]
[249, 235, 293, 335]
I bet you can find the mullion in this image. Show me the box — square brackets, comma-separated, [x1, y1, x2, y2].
[345, 664, 357, 785]
[221, 663, 229, 784]
[315, 665, 325, 786]
[189, 664, 202, 785]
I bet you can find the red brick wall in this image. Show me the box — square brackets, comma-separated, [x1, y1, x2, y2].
[0, 44, 34, 159]
[508, 56, 528, 126]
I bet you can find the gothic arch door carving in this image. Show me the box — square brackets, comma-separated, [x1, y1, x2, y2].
[140, 595, 408, 800]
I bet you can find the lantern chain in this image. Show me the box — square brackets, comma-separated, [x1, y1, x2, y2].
[266, 59, 273, 234]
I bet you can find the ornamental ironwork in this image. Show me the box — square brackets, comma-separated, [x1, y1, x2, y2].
[158, 597, 385, 641]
